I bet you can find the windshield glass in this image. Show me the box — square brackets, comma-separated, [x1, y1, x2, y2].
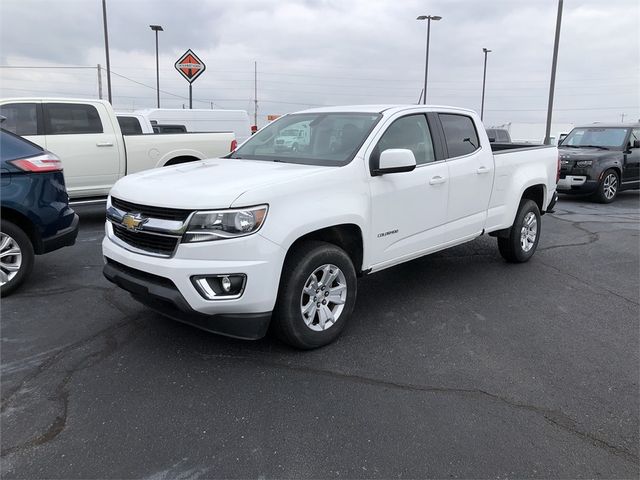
[562, 127, 628, 148]
[230, 112, 382, 166]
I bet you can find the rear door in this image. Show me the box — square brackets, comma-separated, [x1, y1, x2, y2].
[622, 128, 640, 185]
[437, 113, 494, 241]
[43, 102, 122, 197]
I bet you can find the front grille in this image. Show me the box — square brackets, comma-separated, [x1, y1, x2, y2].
[112, 224, 179, 256]
[111, 197, 191, 222]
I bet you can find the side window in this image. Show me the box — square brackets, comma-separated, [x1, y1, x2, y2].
[45, 103, 103, 135]
[630, 128, 640, 148]
[375, 114, 435, 165]
[439, 114, 480, 158]
[497, 130, 509, 142]
[117, 116, 143, 135]
[0, 103, 39, 136]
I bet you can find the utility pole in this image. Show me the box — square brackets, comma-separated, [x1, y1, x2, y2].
[621, 113, 626, 123]
[254, 61, 258, 128]
[101, 0, 112, 103]
[544, 0, 563, 145]
[416, 15, 442, 104]
[150, 25, 164, 108]
[97, 64, 103, 99]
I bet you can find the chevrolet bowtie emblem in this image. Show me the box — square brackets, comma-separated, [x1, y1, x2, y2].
[121, 213, 148, 231]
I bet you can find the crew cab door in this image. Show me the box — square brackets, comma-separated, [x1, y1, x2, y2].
[437, 113, 494, 240]
[0, 102, 45, 147]
[43, 102, 123, 198]
[368, 113, 449, 267]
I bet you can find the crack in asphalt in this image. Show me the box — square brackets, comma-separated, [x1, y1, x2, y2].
[0, 315, 145, 458]
[197, 352, 640, 466]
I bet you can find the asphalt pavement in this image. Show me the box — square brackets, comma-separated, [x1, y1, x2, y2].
[1, 192, 639, 479]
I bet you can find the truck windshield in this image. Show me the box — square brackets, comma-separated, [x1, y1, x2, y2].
[562, 127, 628, 149]
[229, 112, 382, 166]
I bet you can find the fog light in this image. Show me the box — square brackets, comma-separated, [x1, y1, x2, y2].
[192, 274, 246, 300]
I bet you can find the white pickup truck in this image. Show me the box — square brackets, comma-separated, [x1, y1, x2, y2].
[0, 99, 236, 200]
[102, 105, 559, 348]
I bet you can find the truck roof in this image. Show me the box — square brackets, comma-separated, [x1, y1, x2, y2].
[298, 104, 478, 116]
[0, 97, 112, 105]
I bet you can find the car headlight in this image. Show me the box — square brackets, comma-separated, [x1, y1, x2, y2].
[183, 205, 268, 242]
[576, 160, 593, 167]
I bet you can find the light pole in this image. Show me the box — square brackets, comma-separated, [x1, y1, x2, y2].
[544, 0, 563, 145]
[101, 0, 112, 103]
[150, 25, 164, 108]
[416, 14, 442, 104]
[480, 48, 491, 121]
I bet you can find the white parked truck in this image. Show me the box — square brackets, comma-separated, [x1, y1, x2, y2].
[102, 105, 559, 348]
[0, 99, 236, 200]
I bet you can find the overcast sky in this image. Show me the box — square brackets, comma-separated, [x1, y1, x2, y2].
[0, 0, 638, 126]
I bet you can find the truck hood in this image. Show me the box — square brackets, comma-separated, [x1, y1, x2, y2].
[109, 158, 326, 209]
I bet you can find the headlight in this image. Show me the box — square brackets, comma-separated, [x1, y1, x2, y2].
[183, 205, 268, 242]
[576, 160, 593, 167]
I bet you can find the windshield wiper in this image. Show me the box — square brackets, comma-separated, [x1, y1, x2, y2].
[580, 145, 609, 150]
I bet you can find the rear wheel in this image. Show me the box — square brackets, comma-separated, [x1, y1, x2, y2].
[0, 221, 34, 296]
[273, 241, 357, 349]
[593, 169, 619, 203]
[497, 199, 541, 263]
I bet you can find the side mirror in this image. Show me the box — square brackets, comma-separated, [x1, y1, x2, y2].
[373, 149, 416, 176]
[633, 140, 640, 149]
[488, 136, 496, 143]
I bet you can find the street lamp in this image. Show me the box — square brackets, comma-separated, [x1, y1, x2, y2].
[150, 25, 164, 108]
[101, 0, 112, 103]
[481, 48, 491, 121]
[416, 14, 442, 104]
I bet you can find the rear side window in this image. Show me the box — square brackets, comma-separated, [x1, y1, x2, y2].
[45, 103, 103, 135]
[376, 114, 435, 165]
[0, 130, 44, 162]
[439, 114, 480, 158]
[0, 103, 39, 136]
[117, 116, 143, 135]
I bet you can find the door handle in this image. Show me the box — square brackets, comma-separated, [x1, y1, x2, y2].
[429, 175, 446, 185]
[96, 142, 114, 147]
[476, 166, 490, 174]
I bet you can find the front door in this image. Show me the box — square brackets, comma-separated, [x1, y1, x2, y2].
[369, 114, 449, 268]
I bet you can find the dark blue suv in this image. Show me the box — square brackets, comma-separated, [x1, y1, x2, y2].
[0, 129, 79, 295]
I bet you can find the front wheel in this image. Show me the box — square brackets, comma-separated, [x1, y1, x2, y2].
[497, 199, 541, 263]
[0, 221, 35, 296]
[273, 241, 357, 349]
[593, 169, 619, 203]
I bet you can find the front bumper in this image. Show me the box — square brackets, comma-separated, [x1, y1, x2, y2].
[103, 259, 271, 339]
[557, 175, 598, 194]
[102, 229, 285, 338]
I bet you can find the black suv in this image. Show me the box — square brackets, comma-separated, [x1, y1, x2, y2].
[558, 124, 640, 202]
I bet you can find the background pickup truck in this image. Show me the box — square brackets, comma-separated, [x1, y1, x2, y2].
[102, 105, 559, 349]
[0, 98, 236, 200]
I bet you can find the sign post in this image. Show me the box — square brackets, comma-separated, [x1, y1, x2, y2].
[174, 49, 206, 109]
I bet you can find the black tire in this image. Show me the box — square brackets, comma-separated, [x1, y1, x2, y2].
[497, 199, 541, 263]
[593, 168, 619, 203]
[273, 241, 357, 349]
[0, 220, 35, 297]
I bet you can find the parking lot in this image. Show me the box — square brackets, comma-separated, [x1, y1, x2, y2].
[1, 192, 638, 478]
